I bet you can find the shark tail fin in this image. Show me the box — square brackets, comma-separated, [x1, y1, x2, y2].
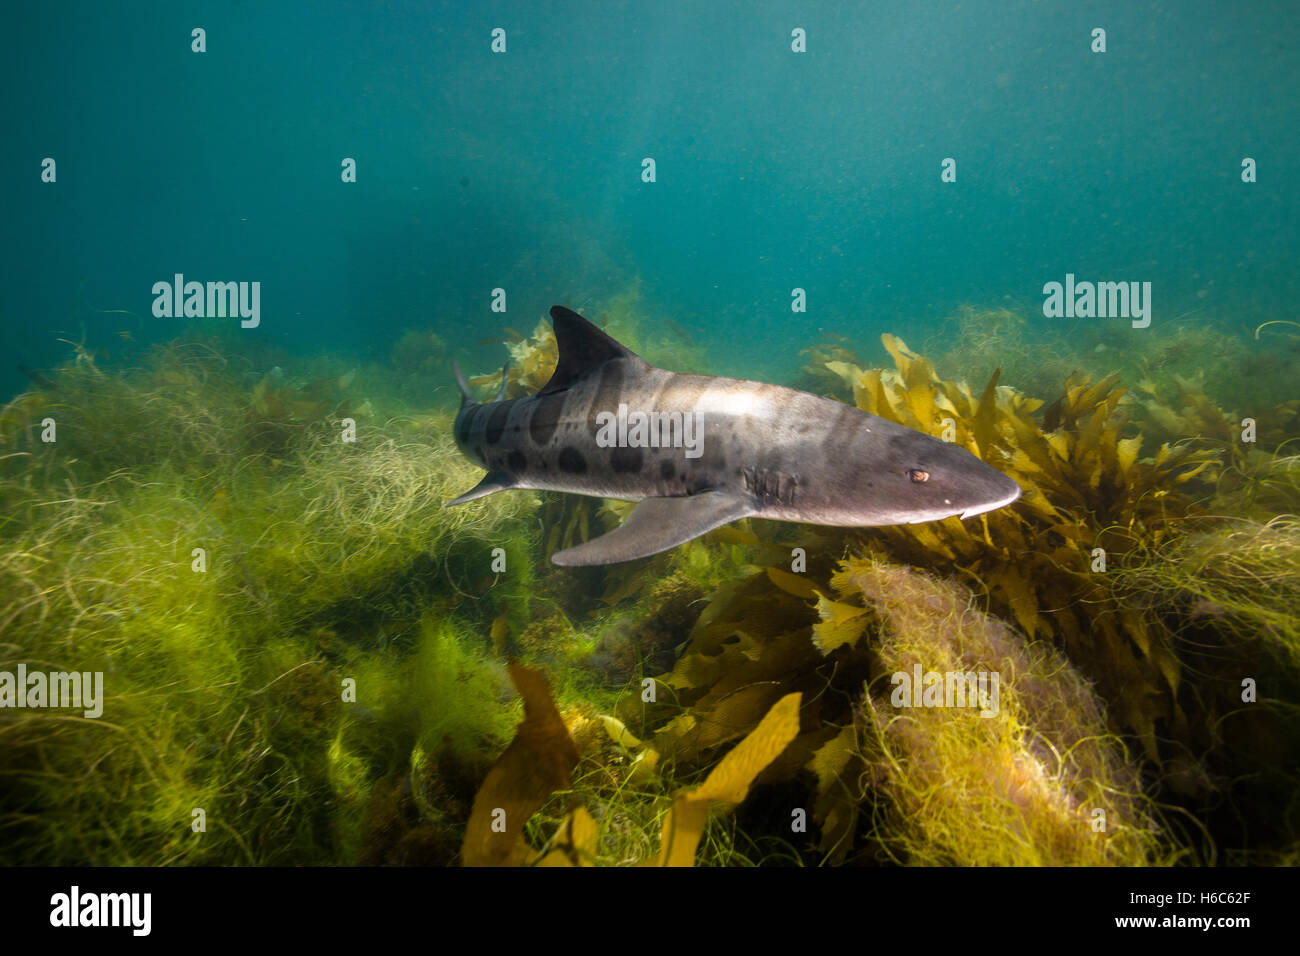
[452, 362, 510, 406]
[452, 361, 474, 406]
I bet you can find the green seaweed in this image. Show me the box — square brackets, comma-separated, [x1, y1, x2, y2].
[2, 298, 1297, 868]
[0, 343, 528, 865]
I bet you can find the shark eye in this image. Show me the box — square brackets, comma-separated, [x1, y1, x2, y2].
[908, 468, 930, 483]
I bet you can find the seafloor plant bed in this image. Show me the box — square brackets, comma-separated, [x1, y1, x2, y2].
[2, 307, 1296, 866]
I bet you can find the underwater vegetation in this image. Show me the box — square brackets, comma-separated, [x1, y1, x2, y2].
[821, 335, 1213, 759]
[843, 559, 1174, 866]
[925, 304, 1300, 415]
[1, 292, 1296, 866]
[0, 342, 533, 864]
[1113, 515, 1300, 671]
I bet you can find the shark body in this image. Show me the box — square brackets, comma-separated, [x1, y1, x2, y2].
[447, 306, 1021, 566]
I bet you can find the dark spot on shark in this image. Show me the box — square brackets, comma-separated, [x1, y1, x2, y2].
[485, 403, 511, 444]
[508, 450, 527, 473]
[659, 460, 676, 481]
[529, 394, 565, 446]
[611, 446, 643, 474]
[558, 446, 587, 474]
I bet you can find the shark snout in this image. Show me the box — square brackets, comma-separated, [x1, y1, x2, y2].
[955, 470, 1022, 520]
[865, 430, 1021, 526]
[902, 452, 1021, 523]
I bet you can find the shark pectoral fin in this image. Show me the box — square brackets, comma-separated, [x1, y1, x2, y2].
[444, 471, 514, 507]
[550, 491, 756, 567]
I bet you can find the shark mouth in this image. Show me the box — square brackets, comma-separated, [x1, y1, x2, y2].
[901, 486, 1022, 525]
[958, 486, 1023, 520]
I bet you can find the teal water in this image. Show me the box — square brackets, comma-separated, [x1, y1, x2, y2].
[3, 0, 1297, 392]
[3, 0, 1300, 876]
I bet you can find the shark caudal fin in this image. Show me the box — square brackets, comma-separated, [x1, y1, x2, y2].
[452, 361, 510, 405]
[550, 491, 756, 566]
[452, 360, 475, 406]
[445, 361, 511, 507]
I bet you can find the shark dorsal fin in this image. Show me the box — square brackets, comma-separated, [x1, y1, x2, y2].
[539, 306, 647, 396]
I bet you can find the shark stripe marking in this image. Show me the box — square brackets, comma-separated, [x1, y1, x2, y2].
[827, 401, 858, 447]
[529, 393, 565, 446]
[469, 403, 491, 441]
[485, 402, 511, 444]
[586, 360, 625, 432]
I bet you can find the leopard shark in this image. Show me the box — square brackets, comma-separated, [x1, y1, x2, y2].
[447, 306, 1020, 566]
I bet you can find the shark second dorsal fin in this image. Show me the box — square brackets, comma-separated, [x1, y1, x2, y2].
[539, 306, 648, 396]
[549, 491, 756, 566]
